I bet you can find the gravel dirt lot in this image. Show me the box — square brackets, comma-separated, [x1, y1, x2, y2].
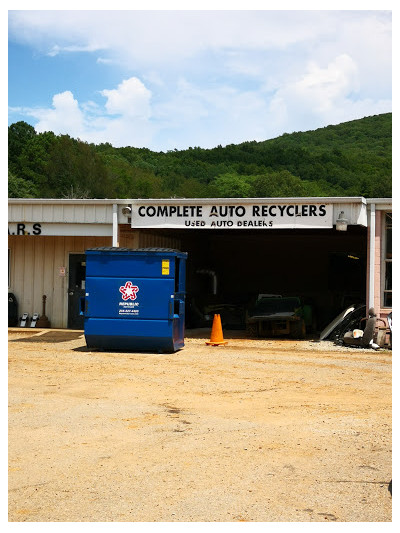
[8, 328, 392, 523]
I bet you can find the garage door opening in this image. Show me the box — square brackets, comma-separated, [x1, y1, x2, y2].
[137, 226, 367, 336]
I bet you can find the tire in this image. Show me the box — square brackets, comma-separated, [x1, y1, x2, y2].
[246, 323, 258, 338]
[290, 319, 306, 339]
[361, 317, 376, 347]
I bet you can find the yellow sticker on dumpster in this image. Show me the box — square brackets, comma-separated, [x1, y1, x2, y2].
[162, 259, 170, 275]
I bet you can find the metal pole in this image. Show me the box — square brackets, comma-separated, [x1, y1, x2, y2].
[112, 204, 118, 247]
[368, 203, 376, 310]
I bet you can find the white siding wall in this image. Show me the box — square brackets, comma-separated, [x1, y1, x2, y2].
[8, 231, 182, 328]
[8, 202, 113, 223]
[8, 235, 110, 328]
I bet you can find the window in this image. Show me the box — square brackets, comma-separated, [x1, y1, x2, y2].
[383, 212, 392, 307]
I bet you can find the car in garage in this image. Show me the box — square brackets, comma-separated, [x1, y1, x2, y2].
[245, 294, 311, 339]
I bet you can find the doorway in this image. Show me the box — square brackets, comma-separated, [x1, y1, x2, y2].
[68, 253, 86, 329]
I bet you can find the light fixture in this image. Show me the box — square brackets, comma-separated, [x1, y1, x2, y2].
[121, 206, 132, 216]
[336, 211, 348, 232]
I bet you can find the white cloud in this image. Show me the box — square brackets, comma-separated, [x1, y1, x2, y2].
[20, 59, 391, 151]
[151, 79, 274, 148]
[25, 78, 156, 148]
[97, 57, 113, 65]
[88, 115, 155, 148]
[32, 91, 86, 137]
[310, 12, 392, 100]
[101, 78, 152, 119]
[8, 10, 391, 75]
[47, 43, 102, 57]
[268, 54, 391, 134]
[289, 54, 359, 113]
[8, 10, 392, 150]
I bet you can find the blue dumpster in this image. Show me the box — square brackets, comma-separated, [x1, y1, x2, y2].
[84, 247, 187, 352]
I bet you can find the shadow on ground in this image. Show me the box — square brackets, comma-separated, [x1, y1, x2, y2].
[9, 330, 84, 344]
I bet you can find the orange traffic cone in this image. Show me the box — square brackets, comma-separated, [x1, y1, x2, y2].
[206, 314, 228, 346]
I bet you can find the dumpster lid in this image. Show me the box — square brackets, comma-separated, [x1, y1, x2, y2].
[86, 247, 187, 256]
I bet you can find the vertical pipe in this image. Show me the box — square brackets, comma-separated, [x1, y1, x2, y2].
[368, 203, 376, 311]
[112, 204, 118, 247]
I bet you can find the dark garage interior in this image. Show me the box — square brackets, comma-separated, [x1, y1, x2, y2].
[139, 226, 368, 334]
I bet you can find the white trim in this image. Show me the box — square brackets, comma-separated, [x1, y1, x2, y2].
[129, 200, 369, 229]
[8, 196, 371, 204]
[366, 198, 392, 209]
[131, 196, 367, 206]
[368, 204, 376, 310]
[7, 197, 391, 232]
[112, 204, 118, 246]
[8, 223, 113, 236]
[8, 198, 133, 205]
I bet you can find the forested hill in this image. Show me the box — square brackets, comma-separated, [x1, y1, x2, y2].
[8, 113, 391, 200]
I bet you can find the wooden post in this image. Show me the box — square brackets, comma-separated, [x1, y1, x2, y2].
[36, 295, 51, 328]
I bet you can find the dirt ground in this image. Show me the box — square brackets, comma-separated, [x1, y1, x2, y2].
[8, 328, 392, 523]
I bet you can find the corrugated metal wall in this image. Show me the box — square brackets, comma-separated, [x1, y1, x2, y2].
[138, 231, 182, 250]
[118, 226, 182, 250]
[8, 202, 113, 224]
[8, 235, 110, 328]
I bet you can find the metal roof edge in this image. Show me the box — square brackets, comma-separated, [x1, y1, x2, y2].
[366, 198, 392, 205]
[130, 197, 369, 205]
[9, 196, 392, 206]
[8, 198, 132, 205]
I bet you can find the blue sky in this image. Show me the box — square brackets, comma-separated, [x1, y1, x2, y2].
[8, 6, 392, 152]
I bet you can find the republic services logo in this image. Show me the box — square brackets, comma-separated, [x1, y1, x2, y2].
[119, 281, 139, 301]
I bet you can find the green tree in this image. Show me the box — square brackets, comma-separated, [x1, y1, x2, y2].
[16, 131, 56, 195]
[250, 170, 308, 197]
[8, 121, 36, 174]
[45, 135, 112, 198]
[209, 172, 253, 198]
[8, 113, 392, 200]
[8, 170, 39, 198]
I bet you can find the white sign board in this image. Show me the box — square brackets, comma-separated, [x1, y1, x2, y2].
[8, 223, 113, 236]
[131, 202, 333, 229]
